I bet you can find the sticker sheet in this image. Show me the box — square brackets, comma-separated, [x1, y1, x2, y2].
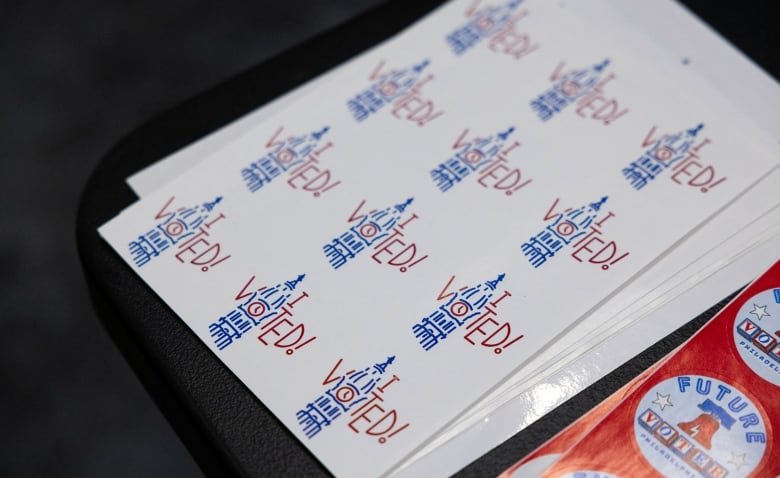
[394, 230, 780, 477]
[99, 1, 778, 476]
[125, 0, 462, 196]
[500, 359, 667, 478]
[442, 170, 780, 440]
[535, 259, 780, 477]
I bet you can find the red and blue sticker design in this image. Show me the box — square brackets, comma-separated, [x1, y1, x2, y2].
[531, 259, 780, 477]
[732, 287, 780, 386]
[622, 124, 705, 191]
[322, 198, 428, 273]
[634, 375, 767, 477]
[346, 60, 432, 123]
[296, 356, 410, 444]
[430, 127, 524, 193]
[208, 274, 307, 351]
[128, 196, 225, 268]
[412, 273, 516, 352]
[241, 127, 330, 192]
[445, 0, 524, 56]
[530, 59, 610, 122]
[240, 126, 341, 197]
[521, 196, 608, 268]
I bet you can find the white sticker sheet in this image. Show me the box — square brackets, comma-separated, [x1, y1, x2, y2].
[406, 170, 780, 474]
[100, 1, 779, 476]
[126, 0, 479, 196]
[395, 1, 780, 473]
[395, 210, 780, 477]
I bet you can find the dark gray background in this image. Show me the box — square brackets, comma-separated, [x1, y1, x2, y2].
[1, 1, 776, 477]
[1, 2, 381, 476]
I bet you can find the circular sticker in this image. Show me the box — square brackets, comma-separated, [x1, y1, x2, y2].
[732, 288, 780, 386]
[634, 375, 767, 478]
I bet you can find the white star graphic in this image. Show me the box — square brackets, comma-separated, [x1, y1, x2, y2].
[749, 303, 771, 321]
[652, 392, 673, 411]
[728, 452, 749, 470]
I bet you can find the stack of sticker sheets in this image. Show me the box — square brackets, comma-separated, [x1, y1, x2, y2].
[501, 260, 780, 477]
[100, 0, 780, 476]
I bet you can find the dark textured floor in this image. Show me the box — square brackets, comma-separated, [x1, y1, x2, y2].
[0, 2, 380, 476]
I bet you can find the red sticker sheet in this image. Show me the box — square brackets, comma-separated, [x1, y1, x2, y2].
[534, 259, 780, 477]
[500, 359, 667, 477]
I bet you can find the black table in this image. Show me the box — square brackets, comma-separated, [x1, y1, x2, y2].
[76, 1, 776, 475]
